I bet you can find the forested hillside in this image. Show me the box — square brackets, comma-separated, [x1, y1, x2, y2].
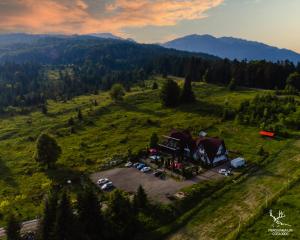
[0, 35, 300, 116]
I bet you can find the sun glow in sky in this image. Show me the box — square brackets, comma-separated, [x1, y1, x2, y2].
[0, 0, 299, 52]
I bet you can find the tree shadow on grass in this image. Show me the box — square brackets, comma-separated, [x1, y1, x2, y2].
[45, 165, 84, 187]
[177, 100, 224, 118]
[0, 157, 18, 187]
[118, 102, 167, 117]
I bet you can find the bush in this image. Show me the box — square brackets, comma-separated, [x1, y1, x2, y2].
[110, 83, 125, 101]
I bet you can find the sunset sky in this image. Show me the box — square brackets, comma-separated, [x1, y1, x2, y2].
[0, 0, 299, 52]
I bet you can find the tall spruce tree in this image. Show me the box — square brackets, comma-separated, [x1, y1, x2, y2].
[149, 133, 159, 149]
[160, 79, 180, 107]
[133, 185, 148, 210]
[106, 190, 137, 240]
[286, 72, 300, 90]
[77, 188, 104, 240]
[5, 214, 21, 240]
[181, 74, 195, 103]
[38, 190, 59, 240]
[228, 78, 237, 91]
[53, 192, 75, 240]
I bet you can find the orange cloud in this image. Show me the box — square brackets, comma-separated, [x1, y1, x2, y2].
[0, 0, 224, 35]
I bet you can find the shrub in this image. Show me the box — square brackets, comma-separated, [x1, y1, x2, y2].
[110, 83, 125, 101]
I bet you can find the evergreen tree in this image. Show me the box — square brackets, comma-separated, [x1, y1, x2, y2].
[67, 117, 75, 126]
[41, 104, 48, 115]
[149, 133, 159, 149]
[106, 190, 137, 240]
[77, 109, 83, 121]
[53, 192, 75, 240]
[286, 72, 300, 90]
[202, 69, 209, 82]
[5, 214, 21, 240]
[160, 79, 180, 107]
[152, 82, 158, 90]
[34, 133, 62, 169]
[228, 78, 237, 91]
[180, 74, 195, 103]
[133, 185, 148, 210]
[38, 190, 59, 240]
[77, 188, 104, 240]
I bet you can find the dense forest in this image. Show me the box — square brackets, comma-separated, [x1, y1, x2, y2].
[157, 56, 300, 89]
[0, 36, 300, 114]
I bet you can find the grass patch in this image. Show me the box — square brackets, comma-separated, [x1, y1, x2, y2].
[0, 77, 296, 229]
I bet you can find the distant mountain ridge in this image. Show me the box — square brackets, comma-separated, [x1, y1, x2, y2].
[0, 32, 131, 45]
[163, 34, 300, 63]
[0, 33, 219, 64]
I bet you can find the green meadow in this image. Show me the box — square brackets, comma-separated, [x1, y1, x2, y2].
[0, 77, 299, 239]
[238, 180, 300, 240]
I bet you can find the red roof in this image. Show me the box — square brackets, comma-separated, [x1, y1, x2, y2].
[195, 137, 225, 160]
[260, 131, 275, 137]
[169, 130, 196, 150]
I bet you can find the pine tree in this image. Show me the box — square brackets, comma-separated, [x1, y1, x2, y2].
[160, 79, 180, 107]
[5, 214, 21, 240]
[41, 104, 48, 115]
[77, 109, 83, 120]
[67, 117, 75, 126]
[77, 188, 104, 240]
[34, 133, 62, 169]
[53, 192, 75, 240]
[152, 82, 158, 90]
[228, 78, 237, 91]
[286, 72, 300, 90]
[149, 133, 159, 148]
[106, 190, 137, 240]
[38, 190, 59, 240]
[133, 185, 148, 210]
[180, 74, 195, 103]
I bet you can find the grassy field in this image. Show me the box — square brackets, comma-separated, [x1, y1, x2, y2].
[165, 139, 300, 240]
[0, 76, 297, 233]
[238, 181, 300, 239]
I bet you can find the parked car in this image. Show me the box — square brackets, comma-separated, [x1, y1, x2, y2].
[137, 163, 146, 170]
[101, 181, 113, 190]
[218, 169, 231, 176]
[133, 162, 140, 168]
[125, 162, 133, 167]
[150, 155, 160, 161]
[153, 170, 163, 177]
[97, 178, 109, 185]
[141, 166, 151, 173]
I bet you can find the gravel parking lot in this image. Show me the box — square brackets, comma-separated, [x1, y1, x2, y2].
[90, 162, 228, 203]
[91, 168, 197, 203]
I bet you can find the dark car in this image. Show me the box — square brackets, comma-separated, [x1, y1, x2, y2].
[153, 170, 163, 177]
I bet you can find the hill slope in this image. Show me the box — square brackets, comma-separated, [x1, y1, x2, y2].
[163, 34, 300, 63]
[0, 34, 218, 64]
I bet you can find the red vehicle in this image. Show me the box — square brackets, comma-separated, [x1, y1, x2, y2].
[149, 148, 158, 155]
[260, 131, 275, 138]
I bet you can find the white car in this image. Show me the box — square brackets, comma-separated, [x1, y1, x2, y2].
[97, 178, 109, 185]
[141, 167, 151, 173]
[125, 162, 133, 167]
[101, 181, 113, 190]
[218, 169, 231, 176]
[150, 155, 160, 161]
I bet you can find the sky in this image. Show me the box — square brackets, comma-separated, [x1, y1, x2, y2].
[0, 0, 299, 52]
